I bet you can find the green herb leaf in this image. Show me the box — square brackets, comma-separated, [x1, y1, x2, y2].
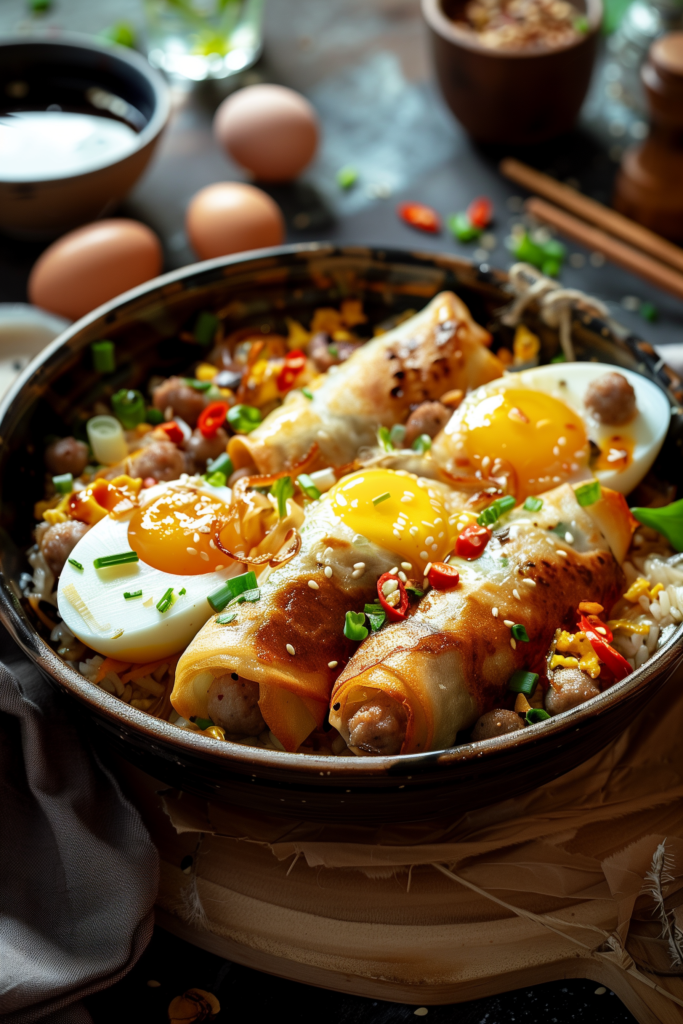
[193, 311, 220, 346]
[412, 433, 432, 454]
[631, 499, 683, 552]
[271, 475, 294, 518]
[363, 601, 387, 631]
[526, 708, 551, 725]
[227, 404, 262, 434]
[344, 610, 369, 642]
[372, 491, 391, 506]
[68, 558, 84, 571]
[575, 480, 601, 507]
[236, 588, 261, 604]
[111, 388, 146, 429]
[146, 407, 164, 425]
[302, 387, 314, 399]
[337, 165, 359, 189]
[447, 212, 482, 242]
[523, 496, 543, 512]
[507, 670, 539, 695]
[91, 340, 115, 373]
[377, 426, 394, 452]
[204, 470, 227, 488]
[511, 624, 530, 642]
[297, 473, 321, 501]
[207, 570, 258, 612]
[123, 590, 142, 600]
[93, 551, 139, 569]
[156, 588, 175, 613]
[390, 423, 406, 447]
[216, 612, 237, 625]
[53, 473, 73, 495]
[183, 378, 213, 391]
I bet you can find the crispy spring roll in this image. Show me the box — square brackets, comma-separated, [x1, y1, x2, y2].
[171, 486, 403, 752]
[329, 484, 635, 756]
[228, 291, 502, 475]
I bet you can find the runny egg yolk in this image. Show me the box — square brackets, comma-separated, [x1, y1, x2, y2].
[328, 469, 454, 566]
[458, 389, 588, 499]
[128, 486, 231, 575]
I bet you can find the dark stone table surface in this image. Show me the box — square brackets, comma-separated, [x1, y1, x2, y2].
[3, 0, 676, 1019]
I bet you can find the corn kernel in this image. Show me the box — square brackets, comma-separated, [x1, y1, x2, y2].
[625, 577, 651, 603]
[205, 725, 226, 741]
[196, 362, 218, 381]
[43, 508, 68, 525]
[649, 583, 664, 600]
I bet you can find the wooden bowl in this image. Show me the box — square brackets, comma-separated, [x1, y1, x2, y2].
[1, 244, 681, 824]
[422, 0, 602, 145]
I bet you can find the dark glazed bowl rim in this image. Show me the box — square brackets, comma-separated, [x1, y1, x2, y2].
[422, 0, 603, 59]
[0, 32, 171, 185]
[0, 241, 681, 783]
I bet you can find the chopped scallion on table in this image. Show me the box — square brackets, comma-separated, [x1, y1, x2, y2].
[193, 311, 220, 346]
[227, 404, 261, 434]
[523, 496, 543, 512]
[53, 473, 73, 494]
[183, 378, 213, 391]
[411, 434, 432, 454]
[372, 492, 391, 506]
[271, 475, 294, 518]
[68, 558, 83, 571]
[91, 340, 115, 373]
[207, 570, 258, 612]
[156, 588, 175, 613]
[206, 452, 233, 479]
[297, 473, 321, 501]
[507, 670, 538, 695]
[123, 590, 142, 600]
[377, 426, 394, 452]
[344, 610, 368, 642]
[477, 494, 516, 527]
[93, 551, 139, 569]
[575, 480, 601, 507]
[526, 708, 551, 725]
[111, 388, 146, 429]
[511, 624, 530, 642]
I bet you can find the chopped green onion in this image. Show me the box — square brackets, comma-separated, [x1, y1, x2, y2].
[575, 480, 601, 507]
[447, 212, 482, 242]
[337, 165, 359, 189]
[53, 473, 73, 494]
[179, 588, 186, 596]
[631, 499, 683, 552]
[573, 14, 589, 32]
[377, 426, 394, 452]
[328, 345, 338, 358]
[302, 387, 314, 400]
[111, 388, 146, 429]
[93, 551, 139, 569]
[193, 717, 213, 730]
[297, 473, 321, 501]
[406, 586, 425, 598]
[91, 340, 115, 373]
[68, 558, 83, 571]
[526, 708, 551, 725]
[390, 423, 406, 447]
[511, 624, 530, 642]
[124, 590, 142, 600]
[216, 612, 237, 625]
[542, 258, 561, 278]
[550, 353, 566, 364]
[207, 570, 258, 612]
[206, 452, 233, 479]
[477, 494, 516, 527]
[29, 0, 52, 11]
[372, 491, 391, 506]
[227, 404, 262, 434]
[412, 434, 432, 454]
[146, 407, 164, 425]
[194, 311, 220, 346]
[98, 21, 135, 46]
[344, 610, 368, 642]
[156, 588, 175, 613]
[523, 496, 543, 512]
[183, 378, 213, 391]
[204, 470, 227, 488]
[271, 475, 294, 518]
[640, 301, 658, 323]
[507, 670, 538, 695]
[363, 602, 386, 632]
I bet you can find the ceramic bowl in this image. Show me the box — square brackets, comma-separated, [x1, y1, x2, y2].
[0, 34, 170, 238]
[422, 0, 602, 145]
[0, 243, 681, 824]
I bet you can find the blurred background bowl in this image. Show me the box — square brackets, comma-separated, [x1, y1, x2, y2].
[0, 34, 170, 239]
[422, 0, 602, 145]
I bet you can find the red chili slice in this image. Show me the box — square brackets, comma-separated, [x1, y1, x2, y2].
[467, 196, 493, 229]
[455, 523, 491, 559]
[276, 349, 307, 393]
[579, 614, 631, 681]
[428, 562, 460, 590]
[159, 421, 184, 445]
[197, 401, 229, 438]
[377, 572, 409, 622]
[397, 202, 441, 233]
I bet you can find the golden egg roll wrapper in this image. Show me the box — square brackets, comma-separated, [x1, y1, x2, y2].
[229, 291, 503, 474]
[329, 484, 632, 755]
[172, 497, 399, 751]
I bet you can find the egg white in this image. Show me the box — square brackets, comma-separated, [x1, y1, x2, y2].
[58, 479, 240, 662]
[447, 362, 670, 496]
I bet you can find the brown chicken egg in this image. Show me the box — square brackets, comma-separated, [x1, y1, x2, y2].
[213, 84, 319, 182]
[186, 181, 285, 260]
[28, 219, 162, 322]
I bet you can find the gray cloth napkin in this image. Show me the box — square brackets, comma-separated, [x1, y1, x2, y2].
[0, 627, 159, 1023]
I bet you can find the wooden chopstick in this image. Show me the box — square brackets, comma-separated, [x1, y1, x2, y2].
[501, 157, 683, 277]
[525, 196, 683, 303]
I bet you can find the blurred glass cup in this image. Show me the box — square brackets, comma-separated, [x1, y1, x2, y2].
[143, 0, 265, 81]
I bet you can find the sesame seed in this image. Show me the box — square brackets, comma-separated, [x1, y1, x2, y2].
[400, 495, 412, 503]
[401, 561, 412, 571]
[324, 566, 333, 578]
[328, 661, 338, 669]
[420, 551, 428, 559]
[398, 571, 407, 583]
[308, 580, 319, 590]
[434, 518, 443, 525]
[513, 589, 521, 599]
[553, 446, 560, 456]
[522, 578, 536, 587]
[510, 637, 517, 649]
[324, 546, 333, 559]
[351, 569, 363, 578]
[186, 546, 197, 555]
[410, 526, 419, 536]
[353, 562, 366, 570]
[492, 607, 498, 617]
[286, 644, 296, 656]
[209, 539, 216, 549]
[431, 543, 438, 552]
[198, 526, 210, 534]
[216, 565, 224, 570]
[393, 530, 402, 538]
[425, 535, 434, 545]
[564, 532, 574, 543]
[504, 619, 515, 627]
[200, 551, 209, 561]
[596, 626, 607, 635]
[193, 533, 200, 543]
[424, 562, 433, 575]
[557, 549, 568, 557]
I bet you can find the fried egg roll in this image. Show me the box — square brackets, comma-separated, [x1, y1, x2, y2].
[228, 291, 502, 475]
[329, 484, 634, 756]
